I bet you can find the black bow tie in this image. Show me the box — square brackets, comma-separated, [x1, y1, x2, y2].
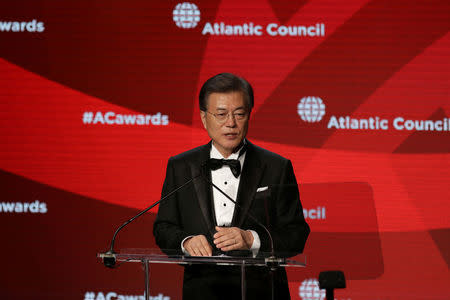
[208, 158, 241, 178]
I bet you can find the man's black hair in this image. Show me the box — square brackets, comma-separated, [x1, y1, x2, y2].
[199, 73, 254, 112]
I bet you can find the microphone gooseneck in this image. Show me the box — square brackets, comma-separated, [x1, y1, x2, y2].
[201, 161, 276, 264]
[102, 172, 203, 268]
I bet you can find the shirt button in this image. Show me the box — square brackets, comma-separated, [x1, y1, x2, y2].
[224, 181, 227, 185]
[223, 203, 226, 207]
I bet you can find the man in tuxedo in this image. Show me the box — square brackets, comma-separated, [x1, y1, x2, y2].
[153, 73, 309, 300]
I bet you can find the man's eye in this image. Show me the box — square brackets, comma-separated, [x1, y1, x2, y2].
[217, 113, 227, 117]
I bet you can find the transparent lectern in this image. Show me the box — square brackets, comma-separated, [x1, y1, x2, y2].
[98, 248, 306, 300]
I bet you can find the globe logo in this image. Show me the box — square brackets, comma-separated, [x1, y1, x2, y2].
[297, 96, 326, 122]
[173, 2, 201, 29]
[299, 278, 326, 300]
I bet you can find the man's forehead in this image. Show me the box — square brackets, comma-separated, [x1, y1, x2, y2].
[207, 91, 246, 108]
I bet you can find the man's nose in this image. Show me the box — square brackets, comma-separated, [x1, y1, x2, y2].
[224, 113, 237, 127]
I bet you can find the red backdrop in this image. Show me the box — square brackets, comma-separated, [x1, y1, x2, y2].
[1, 0, 449, 299]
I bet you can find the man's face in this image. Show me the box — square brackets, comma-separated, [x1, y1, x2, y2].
[200, 91, 249, 158]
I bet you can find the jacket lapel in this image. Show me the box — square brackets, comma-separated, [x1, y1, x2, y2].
[232, 142, 265, 227]
[189, 142, 216, 237]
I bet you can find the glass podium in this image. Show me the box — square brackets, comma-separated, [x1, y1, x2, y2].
[98, 248, 306, 300]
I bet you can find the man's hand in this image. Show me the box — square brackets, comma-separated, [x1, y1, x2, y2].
[213, 226, 254, 252]
[183, 235, 213, 256]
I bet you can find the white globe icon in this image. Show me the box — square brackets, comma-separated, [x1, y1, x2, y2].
[299, 278, 326, 300]
[297, 96, 326, 122]
[173, 2, 201, 29]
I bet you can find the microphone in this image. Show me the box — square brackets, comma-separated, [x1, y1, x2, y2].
[201, 162, 280, 269]
[100, 171, 203, 268]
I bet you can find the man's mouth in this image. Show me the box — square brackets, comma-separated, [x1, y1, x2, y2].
[224, 133, 238, 136]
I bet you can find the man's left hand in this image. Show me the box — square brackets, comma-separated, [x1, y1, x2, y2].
[213, 226, 254, 251]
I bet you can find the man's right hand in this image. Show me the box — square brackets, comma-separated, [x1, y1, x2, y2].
[183, 235, 213, 256]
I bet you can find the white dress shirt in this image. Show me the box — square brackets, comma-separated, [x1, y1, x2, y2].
[181, 142, 261, 255]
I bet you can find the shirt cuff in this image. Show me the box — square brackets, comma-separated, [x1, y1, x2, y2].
[248, 230, 260, 257]
[181, 235, 194, 255]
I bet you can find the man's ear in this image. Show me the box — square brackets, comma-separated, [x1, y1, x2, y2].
[200, 111, 207, 129]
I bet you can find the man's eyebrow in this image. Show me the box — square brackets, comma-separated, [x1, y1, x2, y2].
[214, 106, 246, 111]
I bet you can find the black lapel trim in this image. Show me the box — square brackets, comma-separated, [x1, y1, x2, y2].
[231, 141, 265, 227]
[189, 142, 216, 237]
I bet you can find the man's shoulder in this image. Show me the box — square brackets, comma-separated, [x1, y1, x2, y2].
[249, 142, 290, 163]
[169, 143, 209, 163]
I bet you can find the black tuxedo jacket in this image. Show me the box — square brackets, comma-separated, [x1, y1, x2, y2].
[153, 141, 310, 300]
